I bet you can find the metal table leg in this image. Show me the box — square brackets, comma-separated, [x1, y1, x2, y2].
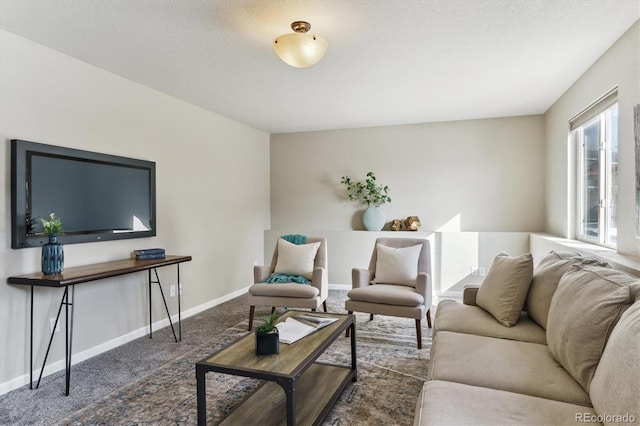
[148, 268, 178, 342]
[196, 365, 207, 425]
[350, 322, 358, 382]
[29, 285, 33, 389]
[65, 285, 75, 396]
[35, 287, 67, 390]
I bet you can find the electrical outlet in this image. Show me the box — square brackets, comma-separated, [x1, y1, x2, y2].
[179, 283, 182, 295]
[50, 317, 60, 334]
[479, 267, 487, 276]
[170, 285, 176, 297]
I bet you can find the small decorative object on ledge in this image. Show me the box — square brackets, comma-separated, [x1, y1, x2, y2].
[404, 216, 421, 231]
[340, 171, 391, 231]
[41, 213, 64, 274]
[391, 219, 403, 231]
[256, 312, 280, 355]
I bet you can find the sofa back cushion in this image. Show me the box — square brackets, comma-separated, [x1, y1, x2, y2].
[590, 299, 640, 425]
[476, 253, 533, 327]
[546, 265, 639, 391]
[527, 252, 583, 329]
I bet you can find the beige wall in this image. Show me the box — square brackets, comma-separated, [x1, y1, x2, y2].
[270, 115, 546, 233]
[268, 117, 545, 296]
[0, 31, 270, 391]
[544, 20, 640, 257]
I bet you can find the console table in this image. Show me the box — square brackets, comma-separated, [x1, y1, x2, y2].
[7, 255, 192, 395]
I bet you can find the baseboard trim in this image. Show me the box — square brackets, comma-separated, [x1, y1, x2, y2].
[0, 285, 251, 396]
[328, 283, 350, 291]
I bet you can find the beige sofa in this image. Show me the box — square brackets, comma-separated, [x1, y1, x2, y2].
[415, 251, 640, 426]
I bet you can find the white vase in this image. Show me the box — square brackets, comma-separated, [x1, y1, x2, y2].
[363, 206, 385, 231]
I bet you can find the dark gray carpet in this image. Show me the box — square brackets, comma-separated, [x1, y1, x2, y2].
[0, 290, 431, 425]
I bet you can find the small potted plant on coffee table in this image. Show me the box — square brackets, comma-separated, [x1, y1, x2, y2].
[255, 311, 279, 355]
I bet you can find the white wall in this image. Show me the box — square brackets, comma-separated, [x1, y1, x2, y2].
[544, 21, 640, 258]
[0, 31, 270, 391]
[270, 116, 546, 233]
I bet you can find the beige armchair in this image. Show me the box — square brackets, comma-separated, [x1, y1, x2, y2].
[345, 237, 432, 348]
[247, 237, 328, 331]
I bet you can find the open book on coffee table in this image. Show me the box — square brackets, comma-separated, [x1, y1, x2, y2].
[276, 313, 339, 344]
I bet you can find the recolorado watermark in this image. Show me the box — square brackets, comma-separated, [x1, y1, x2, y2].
[576, 413, 636, 423]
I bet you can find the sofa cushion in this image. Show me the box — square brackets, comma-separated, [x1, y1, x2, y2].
[476, 253, 533, 327]
[347, 284, 424, 307]
[526, 251, 612, 329]
[415, 380, 601, 426]
[249, 283, 319, 298]
[429, 331, 591, 406]
[274, 238, 320, 280]
[373, 243, 422, 287]
[434, 300, 546, 344]
[590, 300, 640, 424]
[546, 265, 639, 392]
[526, 251, 582, 329]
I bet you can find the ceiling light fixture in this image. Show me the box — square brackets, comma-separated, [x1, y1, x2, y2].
[273, 21, 328, 68]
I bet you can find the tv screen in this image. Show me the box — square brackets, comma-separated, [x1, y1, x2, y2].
[11, 139, 156, 248]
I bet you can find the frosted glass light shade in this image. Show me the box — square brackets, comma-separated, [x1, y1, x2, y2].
[273, 33, 328, 68]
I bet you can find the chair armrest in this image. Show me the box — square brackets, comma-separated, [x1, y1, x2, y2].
[416, 272, 433, 309]
[463, 285, 480, 306]
[253, 265, 272, 283]
[311, 266, 328, 300]
[352, 268, 371, 288]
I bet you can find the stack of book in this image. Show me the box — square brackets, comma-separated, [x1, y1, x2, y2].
[133, 248, 166, 260]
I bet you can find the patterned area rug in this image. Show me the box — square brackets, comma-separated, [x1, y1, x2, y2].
[60, 312, 431, 425]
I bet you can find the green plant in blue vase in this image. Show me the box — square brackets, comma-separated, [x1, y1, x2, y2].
[340, 172, 391, 231]
[41, 213, 64, 236]
[40, 213, 64, 274]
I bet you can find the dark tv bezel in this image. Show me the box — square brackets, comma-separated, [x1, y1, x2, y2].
[11, 139, 156, 249]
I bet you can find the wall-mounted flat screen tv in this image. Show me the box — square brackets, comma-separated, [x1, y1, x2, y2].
[11, 139, 156, 249]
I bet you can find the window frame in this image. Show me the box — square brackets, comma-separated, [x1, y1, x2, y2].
[571, 88, 618, 248]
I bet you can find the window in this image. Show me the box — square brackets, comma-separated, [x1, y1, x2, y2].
[571, 89, 618, 247]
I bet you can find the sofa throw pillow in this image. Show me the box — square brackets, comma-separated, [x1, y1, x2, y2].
[274, 238, 321, 280]
[546, 265, 640, 392]
[373, 243, 422, 287]
[526, 251, 583, 329]
[476, 253, 533, 327]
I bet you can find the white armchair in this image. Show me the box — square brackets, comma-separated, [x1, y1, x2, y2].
[247, 237, 328, 331]
[345, 237, 432, 348]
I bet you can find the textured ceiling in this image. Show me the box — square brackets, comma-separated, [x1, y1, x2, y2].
[1, 0, 638, 134]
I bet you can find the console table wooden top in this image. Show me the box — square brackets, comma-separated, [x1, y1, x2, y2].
[7, 255, 192, 287]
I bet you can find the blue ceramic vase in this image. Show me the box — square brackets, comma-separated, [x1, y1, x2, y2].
[42, 235, 64, 274]
[363, 206, 385, 231]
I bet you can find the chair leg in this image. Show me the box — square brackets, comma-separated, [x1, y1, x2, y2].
[415, 319, 422, 349]
[248, 306, 255, 331]
[345, 311, 353, 337]
[323, 301, 328, 312]
[369, 314, 374, 321]
[426, 308, 432, 328]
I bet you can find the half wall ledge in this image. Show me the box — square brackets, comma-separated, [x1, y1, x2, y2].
[530, 233, 640, 278]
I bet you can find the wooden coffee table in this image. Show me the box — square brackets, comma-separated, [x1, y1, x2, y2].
[196, 310, 357, 425]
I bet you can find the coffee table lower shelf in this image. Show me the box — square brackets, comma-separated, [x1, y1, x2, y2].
[219, 362, 354, 426]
